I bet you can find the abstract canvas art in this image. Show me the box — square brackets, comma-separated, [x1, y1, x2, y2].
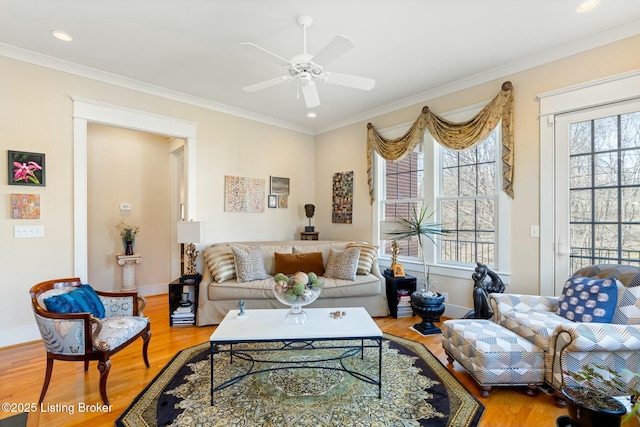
[11, 193, 41, 219]
[224, 176, 265, 213]
[332, 171, 353, 224]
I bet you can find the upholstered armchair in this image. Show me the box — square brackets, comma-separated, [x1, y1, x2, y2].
[30, 277, 151, 405]
[489, 264, 640, 398]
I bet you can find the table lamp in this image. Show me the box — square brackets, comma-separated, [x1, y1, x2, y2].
[177, 220, 203, 280]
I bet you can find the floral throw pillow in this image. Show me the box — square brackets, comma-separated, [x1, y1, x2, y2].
[556, 276, 619, 323]
[324, 247, 361, 281]
[231, 245, 269, 283]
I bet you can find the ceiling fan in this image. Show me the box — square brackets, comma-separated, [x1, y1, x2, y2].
[242, 15, 375, 108]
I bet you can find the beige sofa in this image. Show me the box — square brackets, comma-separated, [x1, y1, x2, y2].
[196, 240, 388, 326]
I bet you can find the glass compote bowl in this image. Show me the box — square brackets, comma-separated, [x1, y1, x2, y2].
[272, 277, 322, 324]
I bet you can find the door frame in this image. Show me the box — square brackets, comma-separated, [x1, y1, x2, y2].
[537, 70, 640, 296]
[72, 98, 198, 281]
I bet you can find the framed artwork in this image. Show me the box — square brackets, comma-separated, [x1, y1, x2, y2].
[224, 175, 265, 212]
[8, 151, 46, 186]
[270, 176, 290, 195]
[332, 171, 353, 224]
[268, 194, 277, 208]
[10, 193, 41, 219]
[278, 195, 288, 208]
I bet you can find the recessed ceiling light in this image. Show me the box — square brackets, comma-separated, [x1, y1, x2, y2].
[577, 0, 599, 13]
[307, 112, 317, 118]
[51, 30, 73, 42]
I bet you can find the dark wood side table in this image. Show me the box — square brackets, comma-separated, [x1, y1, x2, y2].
[383, 270, 417, 318]
[169, 275, 201, 326]
[300, 231, 319, 240]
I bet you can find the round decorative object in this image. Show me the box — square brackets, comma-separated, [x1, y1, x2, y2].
[410, 291, 445, 335]
[272, 276, 322, 324]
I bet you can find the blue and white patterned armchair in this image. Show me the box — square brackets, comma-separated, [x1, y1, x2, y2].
[489, 264, 640, 398]
[30, 277, 151, 405]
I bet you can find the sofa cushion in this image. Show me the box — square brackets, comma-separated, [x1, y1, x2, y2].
[557, 276, 619, 323]
[324, 247, 360, 281]
[43, 284, 105, 318]
[503, 310, 572, 349]
[231, 245, 269, 282]
[347, 242, 378, 275]
[203, 247, 236, 283]
[274, 252, 325, 276]
[293, 242, 350, 267]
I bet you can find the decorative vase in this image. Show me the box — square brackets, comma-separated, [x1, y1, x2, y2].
[124, 239, 134, 256]
[272, 279, 321, 324]
[410, 290, 445, 335]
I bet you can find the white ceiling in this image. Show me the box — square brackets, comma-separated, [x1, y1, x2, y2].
[1, 0, 640, 134]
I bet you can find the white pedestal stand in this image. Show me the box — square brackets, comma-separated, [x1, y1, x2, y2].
[116, 254, 142, 292]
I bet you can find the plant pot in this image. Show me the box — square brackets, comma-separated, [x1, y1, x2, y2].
[410, 291, 445, 335]
[562, 386, 626, 427]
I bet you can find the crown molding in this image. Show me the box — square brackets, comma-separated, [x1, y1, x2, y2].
[0, 43, 315, 136]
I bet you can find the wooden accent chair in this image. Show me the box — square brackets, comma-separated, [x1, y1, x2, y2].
[29, 278, 151, 405]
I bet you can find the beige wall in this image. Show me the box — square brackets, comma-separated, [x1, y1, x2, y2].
[1, 34, 640, 346]
[87, 124, 171, 291]
[315, 34, 640, 310]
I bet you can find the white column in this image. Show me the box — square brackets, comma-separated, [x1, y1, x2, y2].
[116, 255, 142, 291]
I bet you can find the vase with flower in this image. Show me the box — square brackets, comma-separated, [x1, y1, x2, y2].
[117, 221, 139, 256]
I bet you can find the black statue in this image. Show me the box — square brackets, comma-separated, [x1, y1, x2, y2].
[463, 262, 505, 320]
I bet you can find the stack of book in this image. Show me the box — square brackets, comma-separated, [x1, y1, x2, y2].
[171, 303, 195, 325]
[397, 289, 413, 318]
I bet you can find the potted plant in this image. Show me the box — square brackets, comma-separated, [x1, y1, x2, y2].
[117, 220, 139, 256]
[383, 204, 448, 334]
[559, 364, 640, 427]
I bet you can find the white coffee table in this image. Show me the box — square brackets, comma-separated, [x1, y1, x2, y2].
[209, 307, 383, 404]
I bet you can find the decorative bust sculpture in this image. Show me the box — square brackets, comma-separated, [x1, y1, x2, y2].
[304, 204, 315, 231]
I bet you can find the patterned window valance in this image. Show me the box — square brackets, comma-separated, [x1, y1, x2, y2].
[366, 81, 514, 203]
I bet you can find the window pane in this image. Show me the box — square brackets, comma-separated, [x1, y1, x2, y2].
[621, 149, 640, 185]
[459, 148, 475, 166]
[594, 224, 619, 262]
[621, 112, 640, 149]
[594, 116, 618, 152]
[570, 224, 592, 255]
[442, 150, 458, 168]
[622, 187, 640, 222]
[477, 134, 496, 163]
[594, 152, 618, 187]
[594, 188, 618, 222]
[570, 189, 592, 223]
[477, 163, 495, 195]
[570, 155, 592, 188]
[570, 121, 592, 155]
[476, 232, 495, 265]
[458, 200, 476, 231]
[476, 199, 495, 232]
[440, 200, 457, 231]
[459, 165, 477, 196]
[384, 145, 423, 201]
[621, 225, 640, 266]
[442, 167, 458, 197]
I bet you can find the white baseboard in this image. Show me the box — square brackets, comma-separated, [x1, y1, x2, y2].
[443, 303, 472, 319]
[0, 325, 42, 348]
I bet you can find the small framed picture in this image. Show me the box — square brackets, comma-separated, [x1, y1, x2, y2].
[268, 194, 277, 208]
[278, 195, 288, 209]
[270, 176, 289, 195]
[8, 151, 46, 186]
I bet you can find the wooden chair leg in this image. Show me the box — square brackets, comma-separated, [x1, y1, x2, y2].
[84, 360, 89, 371]
[38, 357, 54, 404]
[97, 359, 111, 406]
[142, 330, 151, 368]
[525, 385, 538, 396]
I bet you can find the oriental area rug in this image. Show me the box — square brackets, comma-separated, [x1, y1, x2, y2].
[116, 333, 483, 426]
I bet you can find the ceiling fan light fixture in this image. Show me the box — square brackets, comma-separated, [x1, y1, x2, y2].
[307, 112, 317, 118]
[51, 30, 73, 42]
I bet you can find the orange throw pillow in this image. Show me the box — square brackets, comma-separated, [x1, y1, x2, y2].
[274, 252, 325, 276]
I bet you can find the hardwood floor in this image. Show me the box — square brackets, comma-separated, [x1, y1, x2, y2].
[1, 294, 574, 426]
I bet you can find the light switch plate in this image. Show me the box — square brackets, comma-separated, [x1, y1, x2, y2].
[120, 203, 132, 211]
[14, 225, 44, 238]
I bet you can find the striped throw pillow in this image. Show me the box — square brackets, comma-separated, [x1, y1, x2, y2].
[203, 248, 236, 283]
[348, 243, 378, 275]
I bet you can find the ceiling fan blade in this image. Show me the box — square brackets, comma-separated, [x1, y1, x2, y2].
[311, 35, 354, 66]
[324, 72, 375, 91]
[243, 76, 290, 92]
[301, 82, 320, 108]
[241, 42, 291, 67]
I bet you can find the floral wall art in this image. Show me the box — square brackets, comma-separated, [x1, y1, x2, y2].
[8, 150, 45, 186]
[224, 175, 265, 213]
[332, 171, 353, 224]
